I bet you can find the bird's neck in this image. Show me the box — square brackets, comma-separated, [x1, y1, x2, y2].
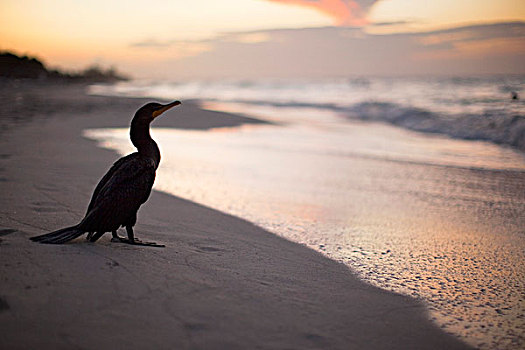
[130, 119, 161, 168]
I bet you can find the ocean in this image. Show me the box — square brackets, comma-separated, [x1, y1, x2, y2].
[90, 76, 525, 151]
[87, 76, 525, 349]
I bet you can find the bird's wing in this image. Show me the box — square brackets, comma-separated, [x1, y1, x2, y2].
[86, 153, 140, 214]
[80, 155, 156, 232]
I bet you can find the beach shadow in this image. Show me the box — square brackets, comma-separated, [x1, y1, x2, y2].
[133, 190, 473, 350]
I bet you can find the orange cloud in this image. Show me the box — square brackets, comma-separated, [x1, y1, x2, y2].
[267, 0, 375, 26]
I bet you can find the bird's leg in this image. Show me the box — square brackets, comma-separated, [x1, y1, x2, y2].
[126, 225, 135, 241]
[111, 225, 165, 247]
[110, 230, 129, 243]
[126, 225, 165, 247]
[88, 231, 105, 242]
[86, 232, 94, 241]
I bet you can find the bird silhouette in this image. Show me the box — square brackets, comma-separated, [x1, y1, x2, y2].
[31, 101, 181, 247]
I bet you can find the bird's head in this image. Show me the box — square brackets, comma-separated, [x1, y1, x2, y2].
[135, 101, 181, 122]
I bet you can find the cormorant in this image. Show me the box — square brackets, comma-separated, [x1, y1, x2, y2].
[31, 100, 181, 247]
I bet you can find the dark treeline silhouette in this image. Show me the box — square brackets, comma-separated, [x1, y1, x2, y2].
[0, 51, 128, 82]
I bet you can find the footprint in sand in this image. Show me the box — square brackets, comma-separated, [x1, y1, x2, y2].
[195, 246, 225, 253]
[183, 322, 208, 332]
[31, 201, 61, 213]
[0, 228, 17, 236]
[0, 228, 18, 245]
[0, 297, 10, 313]
[0, 166, 6, 182]
[34, 184, 60, 193]
[303, 333, 326, 346]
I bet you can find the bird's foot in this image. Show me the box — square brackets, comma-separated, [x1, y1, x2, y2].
[111, 236, 165, 248]
[110, 234, 129, 243]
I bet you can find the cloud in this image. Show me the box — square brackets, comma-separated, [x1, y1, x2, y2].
[370, 20, 413, 27]
[230, 33, 272, 44]
[128, 32, 271, 59]
[413, 22, 525, 60]
[417, 31, 476, 47]
[266, 0, 379, 26]
[129, 38, 212, 59]
[130, 39, 174, 48]
[147, 22, 525, 79]
[417, 21, 525, 48]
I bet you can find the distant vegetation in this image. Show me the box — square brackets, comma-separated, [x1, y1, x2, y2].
[0, 51, 128, 82]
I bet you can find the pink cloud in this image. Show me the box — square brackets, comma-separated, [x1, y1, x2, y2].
[267, 0, 377, 26]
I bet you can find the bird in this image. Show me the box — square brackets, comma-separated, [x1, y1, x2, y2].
[30, 100, 181, 247]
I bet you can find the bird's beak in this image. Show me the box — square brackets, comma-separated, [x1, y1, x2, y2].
[153, 100, 181, 118]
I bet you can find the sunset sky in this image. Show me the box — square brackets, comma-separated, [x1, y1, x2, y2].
[1, 0, 524, 78]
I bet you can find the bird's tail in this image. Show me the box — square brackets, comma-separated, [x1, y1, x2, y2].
[30, 225, 85, 244]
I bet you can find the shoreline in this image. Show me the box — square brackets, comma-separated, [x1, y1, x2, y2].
[0, 83, 471, 349]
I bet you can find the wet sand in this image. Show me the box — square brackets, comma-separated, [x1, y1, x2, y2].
[0, 82, 471, 349]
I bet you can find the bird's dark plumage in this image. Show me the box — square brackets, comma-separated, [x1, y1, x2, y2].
[31, 101, 181, 247]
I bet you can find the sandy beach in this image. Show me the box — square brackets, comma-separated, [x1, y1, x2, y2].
[0, 82, 473, 349]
